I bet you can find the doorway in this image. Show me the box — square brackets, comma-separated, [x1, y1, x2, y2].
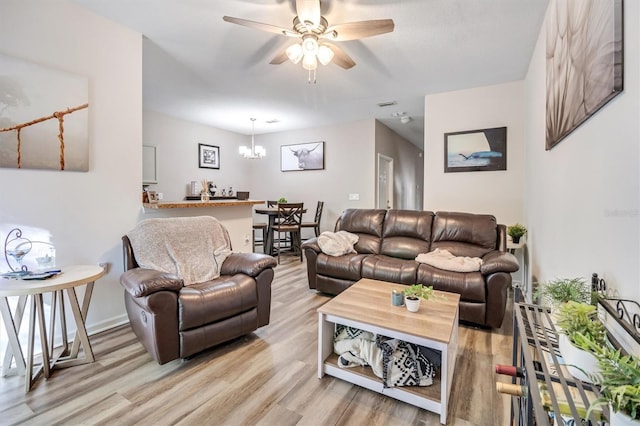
[377, 153, 394, 209]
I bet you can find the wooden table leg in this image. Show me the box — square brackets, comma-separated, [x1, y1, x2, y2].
[1, 295, 27, 376]
[57, 283, 95, 368]
[23, 294, 51, 392]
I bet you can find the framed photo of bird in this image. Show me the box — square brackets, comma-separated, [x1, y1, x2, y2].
[444, 127, 507, 173]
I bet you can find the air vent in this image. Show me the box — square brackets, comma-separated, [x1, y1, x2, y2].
[376, 100, 397, 107]
[265, 119, 280, 124]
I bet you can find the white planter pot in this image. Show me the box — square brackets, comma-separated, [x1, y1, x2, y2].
[405, 297, 420, 312]
[610, 408, 638, 426]
[558, 334, 600, 383]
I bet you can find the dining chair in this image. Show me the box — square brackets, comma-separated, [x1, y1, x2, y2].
[301, 201, 324, 238]
[271, 202, 304, 264]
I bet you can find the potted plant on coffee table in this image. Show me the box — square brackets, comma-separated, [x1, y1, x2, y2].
[404, 284, 435, 313]
[507, 223, 527, 244]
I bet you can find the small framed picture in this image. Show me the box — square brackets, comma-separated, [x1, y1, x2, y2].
[199, 143, 220, 169]
[147, 190, 159, 203]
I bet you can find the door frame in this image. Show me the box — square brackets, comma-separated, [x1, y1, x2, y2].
[376, 153, 394, 209]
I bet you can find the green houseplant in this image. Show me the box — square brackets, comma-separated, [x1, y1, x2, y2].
[555, 301, 607, 383]
[534, 277, 592, 308]
[277, 197, 287, 203]
[578, 335, 640, 423]
[507, 223, 527, 243]
[404, 284, 435, 313]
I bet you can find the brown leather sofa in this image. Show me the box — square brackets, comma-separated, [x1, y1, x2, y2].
[120, 235, 277, 364]
[302, 209, 519, 328]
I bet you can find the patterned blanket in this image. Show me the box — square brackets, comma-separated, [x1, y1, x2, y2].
[333, 325, 439, 388]
[127, 216, 232, 285]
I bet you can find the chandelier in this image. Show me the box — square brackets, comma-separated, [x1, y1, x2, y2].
[239, 118, 266, 159]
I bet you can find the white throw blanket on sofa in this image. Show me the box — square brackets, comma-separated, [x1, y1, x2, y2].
[415, 248, 483, 273]
[127, 216, 232, 285]
[317, 230, 359, 256]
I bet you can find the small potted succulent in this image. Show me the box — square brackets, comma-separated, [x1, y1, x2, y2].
[404, 284, 435, 313]
[507, 223, 527, 244]
[278, 197, 287, 203]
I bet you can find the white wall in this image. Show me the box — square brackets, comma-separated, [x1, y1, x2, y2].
[423, 81, 526, 225]
[375, 120, 424, 210]
[143, 111, 251, 201]
[245, 119, 376, 236]
[0, 0, 142, 331]
[524, 0, 640, 301]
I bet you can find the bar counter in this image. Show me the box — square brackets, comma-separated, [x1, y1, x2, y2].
[143, 199, 264, 209]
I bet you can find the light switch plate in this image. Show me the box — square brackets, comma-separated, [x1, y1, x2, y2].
[349, 193, 360, 201]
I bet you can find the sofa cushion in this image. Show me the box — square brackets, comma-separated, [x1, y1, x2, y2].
[336, 209, 387, 254]
[417, 264, 486, 303]
[316, 253, 368, 281]
[431, 211, 498, 257]
[178, 274, 257, 331]
[362, 255, 419, 284]
[380, 210, 434, 259]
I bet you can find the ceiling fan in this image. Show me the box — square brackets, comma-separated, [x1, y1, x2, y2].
[223, 0, 394, 78]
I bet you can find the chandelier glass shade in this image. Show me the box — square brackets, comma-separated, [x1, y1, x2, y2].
[239, 118, 265, 159]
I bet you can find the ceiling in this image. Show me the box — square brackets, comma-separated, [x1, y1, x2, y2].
[72, 0, 548, 148]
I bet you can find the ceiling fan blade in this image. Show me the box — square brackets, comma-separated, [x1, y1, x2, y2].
[323, 43, 356, 69]
[270, 49, 290, 65]
[223, 16, 298, 37]
[323, 19, 395, 41]
[295, 0, 321, 28]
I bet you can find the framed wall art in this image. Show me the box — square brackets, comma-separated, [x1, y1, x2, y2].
[198, 143, 219, 169]
[280, 141, 324, 172]
[0, 53, 89, 171]
[546, 0, 624, 150]
[444, 127, 507, 173]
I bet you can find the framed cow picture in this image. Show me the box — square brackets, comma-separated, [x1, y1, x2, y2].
[280, 141, 324, 172]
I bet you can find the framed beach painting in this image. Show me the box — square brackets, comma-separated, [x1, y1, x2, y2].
[444, 127, 507, 173]
[546, 0, 624, 150]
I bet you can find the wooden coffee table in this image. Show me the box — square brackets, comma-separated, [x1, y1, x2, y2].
[317, 278, 460, 424]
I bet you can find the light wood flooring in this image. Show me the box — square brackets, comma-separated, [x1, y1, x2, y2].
[0, 257, 514, 425]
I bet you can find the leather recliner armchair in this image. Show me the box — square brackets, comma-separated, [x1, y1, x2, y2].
[120, 231, 277, 365]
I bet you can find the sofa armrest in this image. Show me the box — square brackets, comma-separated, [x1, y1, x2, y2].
[480, 251, 519, 274]
[220, 253, 277, 277]
[120, 268, 183, 298]
[301, 237, 321, 253]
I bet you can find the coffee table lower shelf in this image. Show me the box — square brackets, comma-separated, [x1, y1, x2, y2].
[322, 353, 442, 408]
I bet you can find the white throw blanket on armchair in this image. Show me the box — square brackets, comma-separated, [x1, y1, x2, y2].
[127, 216, 232, 285]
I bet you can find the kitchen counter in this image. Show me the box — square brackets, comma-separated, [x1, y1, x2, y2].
[143, 199, 264, 209]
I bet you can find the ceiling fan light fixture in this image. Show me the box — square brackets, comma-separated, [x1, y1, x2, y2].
[301, 35, 318, 56]
[286, 43, 303, 64]
[302, 53, 318, 70]
[317, 45, 334, 65]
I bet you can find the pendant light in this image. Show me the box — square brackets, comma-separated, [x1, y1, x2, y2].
[238, 118, 266, 159]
